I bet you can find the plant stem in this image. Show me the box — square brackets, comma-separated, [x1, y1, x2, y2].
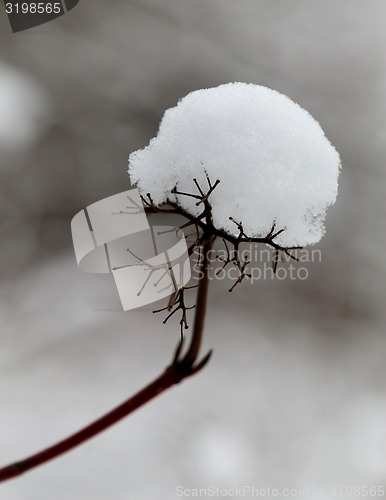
[0, 238, 214, 484]
[181, 237, 213, 368]
[0, 369, 180, 483]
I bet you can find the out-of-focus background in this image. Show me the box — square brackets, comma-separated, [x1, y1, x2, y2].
[1, 1, 386, 499]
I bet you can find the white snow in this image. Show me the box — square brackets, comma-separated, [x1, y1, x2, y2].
[128, 83, 340, 246]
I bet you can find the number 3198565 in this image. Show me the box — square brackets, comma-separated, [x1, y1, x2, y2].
[5, 3, 62, 14]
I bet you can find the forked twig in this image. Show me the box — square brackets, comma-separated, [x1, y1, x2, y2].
[153, 287, 196, 336]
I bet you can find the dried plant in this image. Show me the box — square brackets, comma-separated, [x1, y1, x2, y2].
[0, 175, 301, 483]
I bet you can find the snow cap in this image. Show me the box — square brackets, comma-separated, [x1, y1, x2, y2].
[129, 83, 340, 246]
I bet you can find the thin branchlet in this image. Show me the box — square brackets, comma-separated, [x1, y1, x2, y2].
[145, 175, 302, 286]
[153, 287, 196, 336]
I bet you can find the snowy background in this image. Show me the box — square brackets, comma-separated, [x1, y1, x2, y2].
[1, 1, 386, 499]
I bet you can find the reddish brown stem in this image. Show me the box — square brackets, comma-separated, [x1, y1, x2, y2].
[181, 237, 213, 367]
[0, 368, 180, 482]
[0, 237, 214, 484]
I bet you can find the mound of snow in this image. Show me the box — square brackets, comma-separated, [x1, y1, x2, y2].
[129, 83, 340, 246]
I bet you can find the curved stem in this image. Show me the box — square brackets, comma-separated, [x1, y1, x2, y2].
[0, 369, 180, 483]
[0, 238, 214, 484]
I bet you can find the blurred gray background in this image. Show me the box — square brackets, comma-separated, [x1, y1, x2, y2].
[1, 1, 386, 499]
